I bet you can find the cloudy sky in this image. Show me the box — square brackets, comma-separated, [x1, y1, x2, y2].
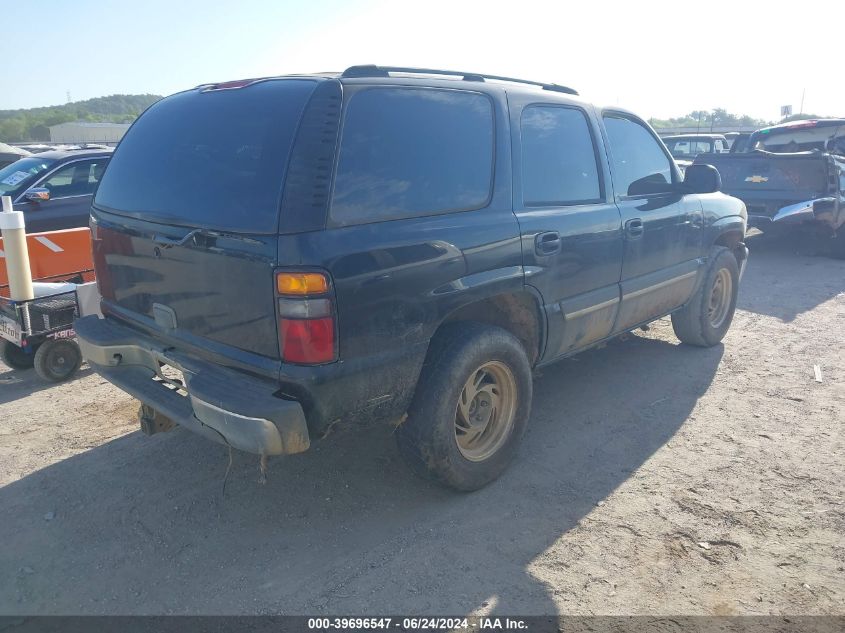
[2, 0, 841, 121]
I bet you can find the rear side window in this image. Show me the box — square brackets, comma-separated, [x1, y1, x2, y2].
[41, 159, 108, 198]
[520, 106, 601, 206]
[94, 79, 317, 233]
[603, 115, 674, 196]
[330, 88, 494, 226]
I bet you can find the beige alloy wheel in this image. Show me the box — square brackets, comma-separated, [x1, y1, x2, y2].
[708, 267, 733, 329]
[454, 360, 518, 462]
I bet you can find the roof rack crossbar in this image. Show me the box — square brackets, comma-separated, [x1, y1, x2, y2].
[341, 65, 578, 95]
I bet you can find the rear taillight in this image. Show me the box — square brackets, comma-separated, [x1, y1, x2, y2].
[276, 271, 337, 365]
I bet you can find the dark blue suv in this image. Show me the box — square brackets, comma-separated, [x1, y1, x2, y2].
[76, 66, 747, 490]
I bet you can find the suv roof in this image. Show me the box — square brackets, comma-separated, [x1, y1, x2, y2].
[661, 134, 728, 141]
[29, 147, 114, 161]
[195, 64, 582, 101]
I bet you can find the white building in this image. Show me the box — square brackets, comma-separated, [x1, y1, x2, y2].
[49, 121, 131, 144]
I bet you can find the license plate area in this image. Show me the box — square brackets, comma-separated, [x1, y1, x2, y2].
[0, 314, 22, 346]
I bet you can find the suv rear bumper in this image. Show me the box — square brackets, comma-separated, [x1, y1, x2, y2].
[75, 315, 310, 456]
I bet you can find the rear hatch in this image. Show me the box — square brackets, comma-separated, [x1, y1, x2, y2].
[695, 152, 831, 218]
[91, 79, 320, 361]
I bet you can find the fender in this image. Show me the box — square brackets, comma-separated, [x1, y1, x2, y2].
[430, 264, 548, 365]
[706, 214, 746, 249]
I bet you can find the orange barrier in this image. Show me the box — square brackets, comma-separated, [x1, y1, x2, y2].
[0, 227, 94, 289]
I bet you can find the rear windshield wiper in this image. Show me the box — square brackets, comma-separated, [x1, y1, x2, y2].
[152, 228, 260, 249]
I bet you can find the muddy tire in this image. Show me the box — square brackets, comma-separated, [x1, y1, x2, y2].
[1, 340, 35, 370]
[672, 245, 739, 347]
[34, 339, 82, 382]
[395, 322, 532, 491]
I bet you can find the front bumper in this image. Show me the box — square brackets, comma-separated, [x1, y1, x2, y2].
[75, 315, 310, 456]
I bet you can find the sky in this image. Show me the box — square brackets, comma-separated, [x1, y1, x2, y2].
[1, 0, 842, 121]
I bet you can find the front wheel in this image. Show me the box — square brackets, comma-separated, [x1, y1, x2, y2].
[672, 246, 739, 347]
[395, 322, 533, 491]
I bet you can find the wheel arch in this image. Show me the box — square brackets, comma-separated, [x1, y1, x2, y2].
[436, 289, 546, 366]
[709, 216, 748, 266]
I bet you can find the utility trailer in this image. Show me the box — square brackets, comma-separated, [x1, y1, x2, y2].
[0, 282, 99, 381]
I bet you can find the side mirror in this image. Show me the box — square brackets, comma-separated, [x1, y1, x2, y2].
[24, 187, 50, 202]
[683, 164, 721, 194]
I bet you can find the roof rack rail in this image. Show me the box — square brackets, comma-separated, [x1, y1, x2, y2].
[341, 65, 578, 96]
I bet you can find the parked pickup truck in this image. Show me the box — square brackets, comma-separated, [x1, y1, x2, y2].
[75, 66, 748, 490]
[694, 119, 845, 256]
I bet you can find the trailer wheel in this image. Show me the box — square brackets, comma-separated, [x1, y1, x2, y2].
[34, 340, 82, 382]
[1, 340, 35, 370]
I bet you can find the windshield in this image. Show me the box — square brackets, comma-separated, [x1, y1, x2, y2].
[664, 139, 713, 158]
[0, 157, 56, 197]
[94, 79, 317, 234]
[751, 125, 845, 154]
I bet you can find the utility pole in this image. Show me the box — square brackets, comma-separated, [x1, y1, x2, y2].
[800, 88, 805, 114]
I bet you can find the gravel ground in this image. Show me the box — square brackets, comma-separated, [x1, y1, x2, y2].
[0, 235, 842, 616]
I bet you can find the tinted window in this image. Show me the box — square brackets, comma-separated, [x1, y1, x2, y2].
[331, 88, 494, 225]
[41, 159, 108, 198]
[520, 106, 601, 206]
[603, 115, 673, 196]
[95, 79, 317, 233]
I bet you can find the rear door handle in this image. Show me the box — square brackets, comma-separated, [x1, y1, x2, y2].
[625, 218, 644, 238]
[535, 231, 561, 256]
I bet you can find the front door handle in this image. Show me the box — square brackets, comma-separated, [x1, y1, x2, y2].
[625, 218, 644, 239]
[535, 231, 561, 256]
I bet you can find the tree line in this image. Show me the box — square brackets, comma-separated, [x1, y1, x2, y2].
[0, 94, 162, 142]
[649, 108, 826, 130]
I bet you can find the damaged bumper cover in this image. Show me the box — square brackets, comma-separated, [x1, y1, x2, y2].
[75, 315, 310, 456]
[771, 196, 843, 230]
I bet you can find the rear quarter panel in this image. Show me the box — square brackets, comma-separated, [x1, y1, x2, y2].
[275, 87, 524, 431]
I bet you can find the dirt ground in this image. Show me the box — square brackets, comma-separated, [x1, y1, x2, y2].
[0, 235, 842, 616]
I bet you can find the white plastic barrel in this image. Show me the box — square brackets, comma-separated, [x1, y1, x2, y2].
[0, 195, 35, 301]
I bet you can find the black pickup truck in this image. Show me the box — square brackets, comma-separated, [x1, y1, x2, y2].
[75, 66, 748, 490]
[694, 119, 845, 256]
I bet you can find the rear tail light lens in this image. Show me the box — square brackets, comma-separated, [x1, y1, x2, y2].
[276, 272, 329, 295]
[280, 318, 335, 364]
[275, 271, 336, 365]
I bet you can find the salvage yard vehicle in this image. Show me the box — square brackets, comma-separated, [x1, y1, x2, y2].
[696, 119, 845, 256]
[0, 142, 31, 169]
[76, 66, 748, 490]
[0, 148, 112, 233]
[662, 133, 729, 174]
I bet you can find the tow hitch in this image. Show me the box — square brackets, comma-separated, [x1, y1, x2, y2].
[138, 404, 176, 436]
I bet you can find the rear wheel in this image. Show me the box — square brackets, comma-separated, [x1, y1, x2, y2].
[671, 245, 739, 347]
[395, 322, 532, 491]
[34, 339, 82, 382]
[1, 340, 35, 370]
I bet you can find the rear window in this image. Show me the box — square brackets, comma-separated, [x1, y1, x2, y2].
[330, 88, 494, 226]
[94, 79, 317, 233]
